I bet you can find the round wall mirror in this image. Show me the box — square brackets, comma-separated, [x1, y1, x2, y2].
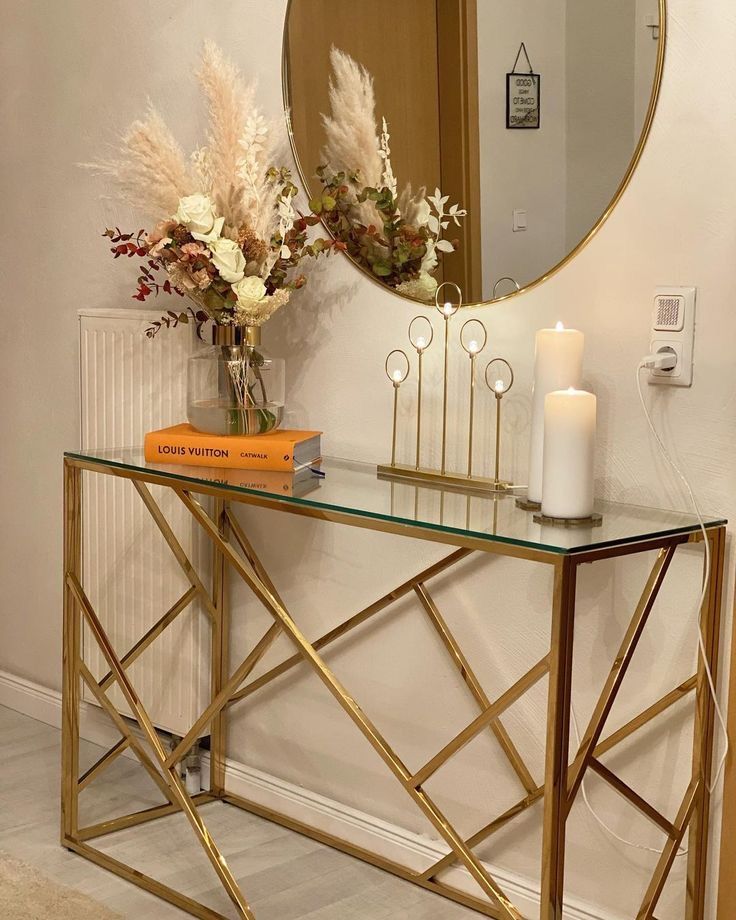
[282, 0, 665, 306]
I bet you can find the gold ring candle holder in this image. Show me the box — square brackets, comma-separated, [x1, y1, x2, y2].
[378, 284, 521, 496]
[484, 358, 516, 493]
[408, 316, 434, 471]
[385, 349, 410, 466]
[460, 319, 488, 477]
[435, 281, 462, 475]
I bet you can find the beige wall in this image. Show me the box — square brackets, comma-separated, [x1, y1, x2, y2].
[636, 0, 662, 131]
[477, 1, 651, 301]
[565, 0, 637, 249]
[2, 1, 736, 916]
[476, 1, 568, 296]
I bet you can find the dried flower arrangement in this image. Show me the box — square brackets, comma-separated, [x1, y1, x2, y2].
[311, 48, 467, 303]
[86, 42, 339, 338]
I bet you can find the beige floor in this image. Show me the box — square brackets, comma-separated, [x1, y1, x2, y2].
[0, 705, 478, 919]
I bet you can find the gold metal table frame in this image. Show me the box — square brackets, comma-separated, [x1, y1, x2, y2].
[61, 453, 727, 920]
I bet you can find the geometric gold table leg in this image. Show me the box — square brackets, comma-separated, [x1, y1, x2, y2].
[418, 675, 701, 888]
[686, 525, 726, 920]
[132, 479, 219, 622]
[638, 777, 700, 920]
[564, 545, 677, 811]
[179, 489, 524, 920]
[226, 545, 472, 708]
[61, 458, 82, 845]
[210, 497, 229, 796]
[540, 555, 577, 920]
[68, 574, 255, 919]
[78, 660, 179, 810]
[77, 737, 131, 793]
[61, 466, 256, 920]
[414, 582, 538, 795]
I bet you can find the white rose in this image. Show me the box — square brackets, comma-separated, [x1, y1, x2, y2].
[191, 215, 224, 244]
[175, 194, 216, 235]
[232, 275, 267, 308]
[210, 238, 246, 283]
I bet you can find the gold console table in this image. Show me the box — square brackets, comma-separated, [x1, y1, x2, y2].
[61, 450, 727, 920]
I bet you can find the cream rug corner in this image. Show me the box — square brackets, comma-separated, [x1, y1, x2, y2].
[0, 852, 122, 919]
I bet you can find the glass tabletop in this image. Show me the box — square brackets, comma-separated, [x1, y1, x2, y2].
[65, 449, 726, 556]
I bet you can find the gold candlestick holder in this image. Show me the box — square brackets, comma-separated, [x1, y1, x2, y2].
[378, 284, 521, 496]
[436, 282, 461, 475]
[460, 318, 488, 478]
[408, 315, 434, 471]
[384, 350, 410, 466]
[484, 358, 516, 493]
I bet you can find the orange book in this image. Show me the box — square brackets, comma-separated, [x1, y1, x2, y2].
[144, 424, 321, 472]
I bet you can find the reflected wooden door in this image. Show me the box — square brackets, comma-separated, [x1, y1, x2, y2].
[285, 0, 482, 301]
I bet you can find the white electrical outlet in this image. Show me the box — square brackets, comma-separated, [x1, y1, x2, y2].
[649, 286, 696, 386]
[512, 209, 527, 232]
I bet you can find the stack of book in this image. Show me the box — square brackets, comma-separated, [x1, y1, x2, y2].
[144, 424, 322, 498]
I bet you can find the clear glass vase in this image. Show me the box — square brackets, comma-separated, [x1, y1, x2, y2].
[187, 325, 285, 436]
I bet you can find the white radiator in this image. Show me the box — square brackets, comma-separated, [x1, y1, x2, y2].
[79, 308, 210, 735]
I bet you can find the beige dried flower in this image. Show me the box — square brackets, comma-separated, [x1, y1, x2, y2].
[82, 106, 195, 218]
[237, 223, 269, 267]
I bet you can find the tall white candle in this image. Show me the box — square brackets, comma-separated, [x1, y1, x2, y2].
[541, 388, 596, 519]
[528, 323, 584, 503]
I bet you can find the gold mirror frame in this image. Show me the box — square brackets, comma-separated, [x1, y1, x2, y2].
[281, 0, 667, 308]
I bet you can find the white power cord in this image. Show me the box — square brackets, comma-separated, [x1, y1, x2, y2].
[636, 353, 729, 794]
[573, 351, 728, 858]
[571, 706, 688, 856]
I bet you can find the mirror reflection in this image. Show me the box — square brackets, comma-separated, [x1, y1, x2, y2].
[283, 0, 663, 305]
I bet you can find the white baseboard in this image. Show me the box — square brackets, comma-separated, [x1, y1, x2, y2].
[213, 755, 618, 920]
[1, 668, 616, 920]
[0, 669, 129, 755]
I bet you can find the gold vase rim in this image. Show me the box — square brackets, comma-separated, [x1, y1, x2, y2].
[212, 324, 261, 347]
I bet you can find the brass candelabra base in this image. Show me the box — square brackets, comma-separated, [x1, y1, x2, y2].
[515, 496, 542, 511]
[377, 463, 519, 496]
[533, 511, 603, 528]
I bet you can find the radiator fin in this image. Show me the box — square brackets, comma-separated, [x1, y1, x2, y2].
[79, 310, 210, 735]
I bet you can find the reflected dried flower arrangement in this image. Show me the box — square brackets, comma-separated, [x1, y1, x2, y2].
[314, 47, 467, 302]
[86, 42, 340, 337]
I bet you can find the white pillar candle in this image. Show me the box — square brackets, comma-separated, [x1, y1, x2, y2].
[527, 323, 584, 502]
[541, 388, 597, 519]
